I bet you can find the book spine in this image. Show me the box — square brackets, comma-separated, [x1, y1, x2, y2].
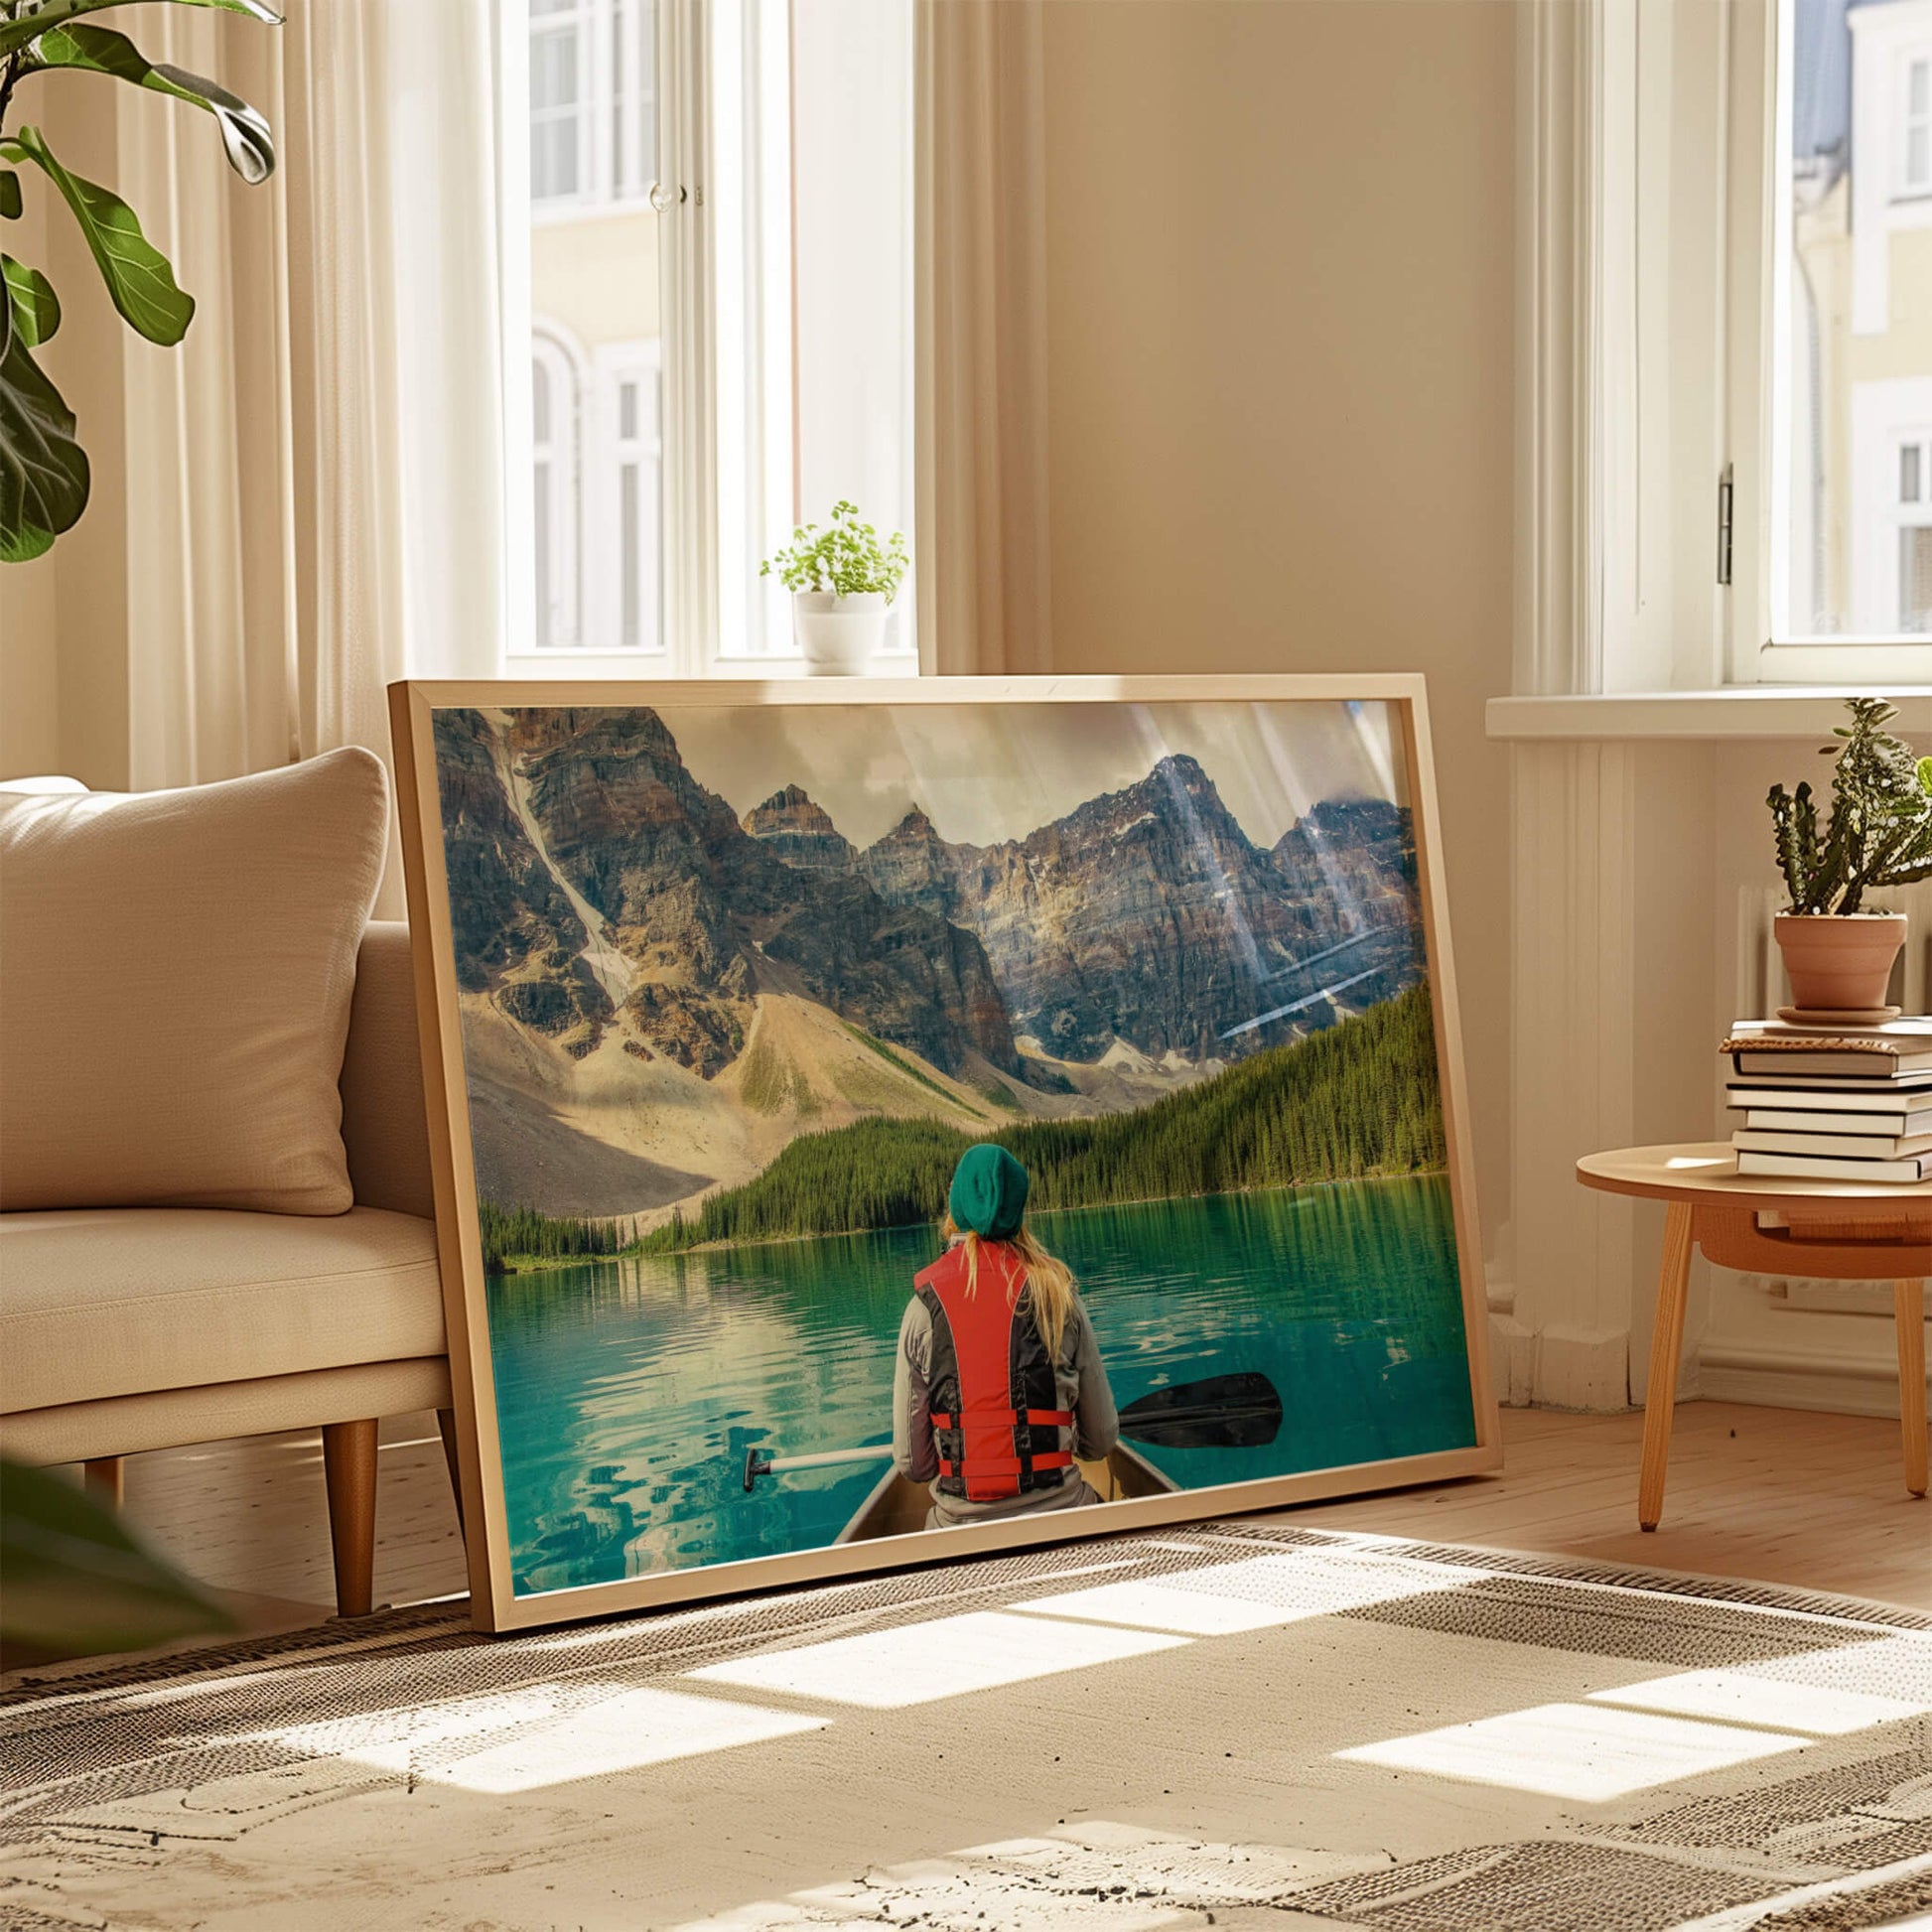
[1735, 1151, 1928, 1182]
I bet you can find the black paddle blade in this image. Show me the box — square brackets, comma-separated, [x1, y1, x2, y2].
[1116, 1371, 1283, 1449]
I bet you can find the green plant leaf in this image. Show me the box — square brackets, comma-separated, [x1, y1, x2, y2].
[0, 173, 20, 221]
[0, 0, 283, 61]
[0, 325, 87, 562]
[1917, 757, 1932, 797]
[3, 127, 194, 345]
[0, 1458, 234, 1652]
[2, 255, 61, 346]
[18, 25, 275, 185]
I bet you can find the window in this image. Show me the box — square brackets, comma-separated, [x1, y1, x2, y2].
[593, 346, 663, 652]
[611, 0, 657, 206]
[530, 0, 655, 213]
[1768, 0, 1932, 667]
[1905, 53, 1930, 191]
[530, 0, 588, 206]
[501, 0, 916, 676]
[530, 331, 581, 646]
[1900, 433, 1932, 629]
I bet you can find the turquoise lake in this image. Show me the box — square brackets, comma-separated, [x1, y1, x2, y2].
[485, 1176, 1475, 1597]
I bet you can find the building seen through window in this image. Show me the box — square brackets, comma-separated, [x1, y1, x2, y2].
[1783, 0, 1932, 638]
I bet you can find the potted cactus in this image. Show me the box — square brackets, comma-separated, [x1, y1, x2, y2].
[760, 500, 909, 675]
[1766, 698, 1932, 1016]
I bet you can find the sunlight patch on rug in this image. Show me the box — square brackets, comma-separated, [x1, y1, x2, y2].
[683, 1609, 1189, 1708]
[250, 1684, 828, 1792]
[1335, 1701, 1814, 1802]
[1007, 1547, 1488, 1634]
[1586, 1669, 1932, 1738]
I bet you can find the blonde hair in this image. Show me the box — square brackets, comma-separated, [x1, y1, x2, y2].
[939, 1213, 1077, 1361]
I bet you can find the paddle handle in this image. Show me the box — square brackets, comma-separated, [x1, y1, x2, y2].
[744, 1444, 895, 1489]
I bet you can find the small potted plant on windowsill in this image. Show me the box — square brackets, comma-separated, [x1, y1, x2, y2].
[760, 501, 909, 676]
[1767, 697, 1932, 1018]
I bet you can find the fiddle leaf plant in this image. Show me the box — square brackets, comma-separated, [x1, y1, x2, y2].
[1767, 697, 1932, 914]
[0, 0, 281, 564]
[760, 500, 910, 600]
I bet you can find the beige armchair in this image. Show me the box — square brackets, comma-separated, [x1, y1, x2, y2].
[0, 922, 451, 1617]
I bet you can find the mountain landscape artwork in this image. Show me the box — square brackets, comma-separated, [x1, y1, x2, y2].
[402, 686, 1494, 1625]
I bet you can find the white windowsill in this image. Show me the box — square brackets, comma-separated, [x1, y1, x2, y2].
[500, 651, 922, 681]
[1487, 688, 1932, 743]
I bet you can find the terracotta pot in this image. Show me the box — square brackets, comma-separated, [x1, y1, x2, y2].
[1773, 911, 1907, 1012]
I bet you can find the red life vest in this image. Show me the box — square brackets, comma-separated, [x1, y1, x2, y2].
[914, 1240, 1074, 1502]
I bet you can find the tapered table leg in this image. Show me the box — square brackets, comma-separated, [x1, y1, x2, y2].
[1897, 1281, 1928, 1501]
[1638, 1203, 1696, 1532]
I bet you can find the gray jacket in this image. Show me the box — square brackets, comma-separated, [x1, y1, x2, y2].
[893, 1283, 1119, 1523]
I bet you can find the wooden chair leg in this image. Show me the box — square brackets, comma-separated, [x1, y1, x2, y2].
[1638, 1203, 1696, 1532]
[322, 1419, 378, 1618]
[82, 1456, 123, 1509]
[1897, 1281, 1928, 1500]
[436, 1407, 465, 1533]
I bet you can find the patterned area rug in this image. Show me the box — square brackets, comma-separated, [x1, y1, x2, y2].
[1, 1522, 1928, 1931]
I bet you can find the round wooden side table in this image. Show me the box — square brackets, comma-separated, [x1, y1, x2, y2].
[1577, 1143, 1930, 1530]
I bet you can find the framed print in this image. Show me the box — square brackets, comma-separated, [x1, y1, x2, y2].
[390, 676, 1499, 1631]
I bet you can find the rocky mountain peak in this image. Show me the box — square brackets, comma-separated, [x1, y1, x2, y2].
[742, 784, 856, 873]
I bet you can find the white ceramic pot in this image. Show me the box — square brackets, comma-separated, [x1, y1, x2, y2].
[791, 590, 889, 676]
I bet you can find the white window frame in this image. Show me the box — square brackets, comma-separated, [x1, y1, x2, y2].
[1514, 0, 1932, 696]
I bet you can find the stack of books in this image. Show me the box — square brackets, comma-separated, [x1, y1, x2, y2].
[1725, 1018, 1932, 1182]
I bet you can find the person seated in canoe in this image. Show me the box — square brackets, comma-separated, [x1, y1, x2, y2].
[893, 1145, 1119, 1528]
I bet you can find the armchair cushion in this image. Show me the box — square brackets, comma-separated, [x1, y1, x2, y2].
[0, 1206, 442, 1413]
[0, 749, 388, 1214]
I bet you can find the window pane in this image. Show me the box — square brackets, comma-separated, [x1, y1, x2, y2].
[1905, 527, 1932, 633]
[1779, 0, 1932, 639]
[526, 0, 662, 652]
[531, 29, 579, 109]
[621, 463, 640, 646]
[534, 461, 553, 646]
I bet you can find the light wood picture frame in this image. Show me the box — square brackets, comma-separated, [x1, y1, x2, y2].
[390, 676, 1499, 1632]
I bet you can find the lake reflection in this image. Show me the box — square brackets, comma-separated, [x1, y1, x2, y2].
[486, 1176, 1473, 1596]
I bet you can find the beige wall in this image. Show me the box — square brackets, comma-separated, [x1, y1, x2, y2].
[1040, 0, 1518, 1260]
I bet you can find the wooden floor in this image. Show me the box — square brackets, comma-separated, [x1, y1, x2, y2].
[95, 1398, 1928, 1645]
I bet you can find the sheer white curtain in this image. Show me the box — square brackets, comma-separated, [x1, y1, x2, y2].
[114, 1, 505, 902]
[914, 0, 1052, 675]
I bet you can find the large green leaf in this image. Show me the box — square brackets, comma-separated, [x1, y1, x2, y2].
[0, 173, 20, 221]
[1, 1458, 234, 1652]
[3, 127, 195, 345]
[0, 0, 283, 62]
[19, 24, 276, 184]
[0, 327, 87, 563]
[3, 255, 61, 346]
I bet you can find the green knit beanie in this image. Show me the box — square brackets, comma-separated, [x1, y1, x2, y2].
[948, 1144, 1030, 1241]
